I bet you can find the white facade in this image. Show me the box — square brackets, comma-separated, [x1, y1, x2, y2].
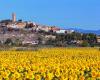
[22, 40, 38, 45]
[7, 24, 18, 29]
[56, 30, 66, 34]
[66, 30, 74, 34]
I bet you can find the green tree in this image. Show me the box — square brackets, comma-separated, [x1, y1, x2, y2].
[5, 38, 13, 46]
[14, 39, 22, 46]
[81, 41, 89, 47]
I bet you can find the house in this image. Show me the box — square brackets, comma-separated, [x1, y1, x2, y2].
[7, 22, 26, 29]
[40, 26, 50, 32]
[56, 29, 66, 34]
[51, 27, 60, 32]
[16, 22, 26, 29]
[76, 40, 83, 44]
[7, 24, 17, 29]
[22, 39, 38, 45]
[66, 30, 75, 34]
[22, 34, 39, 45]
[97, 36, 100, 43]
[45, 35, 56, 40]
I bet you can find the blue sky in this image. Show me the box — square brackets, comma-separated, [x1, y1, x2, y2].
[0, 0, 100, 30]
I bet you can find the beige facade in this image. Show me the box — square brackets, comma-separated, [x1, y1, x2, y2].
[97, 36, 100, 43]
[40, 26, 50, 32]
[7, 22, 26, 29]
[16, 22, 26, 28]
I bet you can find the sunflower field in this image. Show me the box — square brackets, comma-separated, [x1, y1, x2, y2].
[0, 48, 100, 80]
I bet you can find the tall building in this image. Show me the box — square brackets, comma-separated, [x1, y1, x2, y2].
[12, 13, 16, 22]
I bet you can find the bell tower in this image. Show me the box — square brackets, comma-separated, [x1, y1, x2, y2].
[12, 13, 16, 23]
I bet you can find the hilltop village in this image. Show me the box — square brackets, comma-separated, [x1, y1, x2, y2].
[0, 13, 100, 49]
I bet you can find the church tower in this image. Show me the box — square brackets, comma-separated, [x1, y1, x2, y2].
[12, 13, 16, 22]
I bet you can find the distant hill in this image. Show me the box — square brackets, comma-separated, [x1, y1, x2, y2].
[68, 28, 100, 35]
